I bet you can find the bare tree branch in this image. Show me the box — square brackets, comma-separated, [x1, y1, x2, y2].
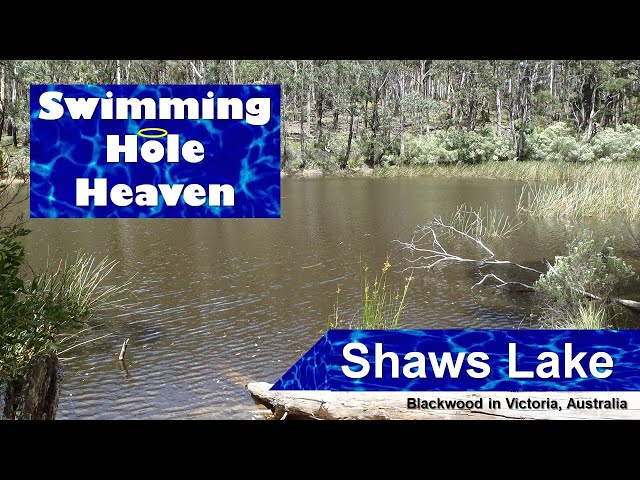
[472, 274, 534, 291]
[395, 218, 542, 277]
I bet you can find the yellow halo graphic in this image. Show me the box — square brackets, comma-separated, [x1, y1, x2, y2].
[137, 127, 169, 138]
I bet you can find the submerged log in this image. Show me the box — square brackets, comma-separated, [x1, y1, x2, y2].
[247, 383, 640, 420]
[615, 298, 640, 311]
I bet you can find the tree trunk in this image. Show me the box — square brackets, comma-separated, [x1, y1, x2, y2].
[425, 106, 430, 135]
[399, 71, 405, 158]
[562, 60, 570, 117]
[515, 63, 535, 160]
[332, 109, 339, 131]
[0, 65, 4, 109]
[306, 89, 311, 136]
[366, 86, 381, 168]
[316, 91, 324, 143]
[299, 90, 305, 169]
[363, 97, 369, 129]
[3, 353, 62, 420]
[247, 382, 638, 420]
[281, 91, 287, 170]
[230, 60, 236, 83]
[342, 109, 354, 169]
[586, 82, 598, 142]
[0, 66, 4, 136]
[496, 85, 502, 137]
[12, 122, 17, 147]
[11, 63, 17, 106]
[116, 59, 121, 84]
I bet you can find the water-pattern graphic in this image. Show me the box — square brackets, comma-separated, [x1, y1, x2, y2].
[30, 84, 280, 218]
[272, 330, 640, 391]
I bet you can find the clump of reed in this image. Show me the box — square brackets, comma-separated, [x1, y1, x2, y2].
[329, 257, 412, 330]
[518, 174, 640, 220]
[543, 302, 613, 330]
[361, 160, 640, 185]
[450, 203, 523, 239]
[28, 253, 130, 323]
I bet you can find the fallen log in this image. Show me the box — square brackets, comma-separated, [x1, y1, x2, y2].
[247, 382, 508, 419]
[246, 382, 640, 420]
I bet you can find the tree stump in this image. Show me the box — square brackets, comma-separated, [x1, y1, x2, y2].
[3, 353, 62, 420]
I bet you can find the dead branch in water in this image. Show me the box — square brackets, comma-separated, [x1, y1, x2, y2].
[394, 216, 640, 312]
[394, 216, 542, 283]
[472, 274, 535, 292]
[118, 338, 129, 361]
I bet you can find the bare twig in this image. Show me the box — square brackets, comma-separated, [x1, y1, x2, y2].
[118, 338, 130, 361]
[472, 274, 534, 291]
[433, 217, 495, 257]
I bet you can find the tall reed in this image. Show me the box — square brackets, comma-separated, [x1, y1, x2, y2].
[329, 258, 412, 330]
[518, 175, 640, 219]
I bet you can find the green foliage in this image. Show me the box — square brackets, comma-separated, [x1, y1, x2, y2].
[590, 125, 640, 162]
[329, 258, 412, 330]
[565, 302, 612, 329]
[0, 225, 128, 382]
[0, 140, 29, 179]
[535, 232, 636, 307]
[402, 130, 515, 166]
[535, 232, 636, 329]
[527, 122, 640, 163]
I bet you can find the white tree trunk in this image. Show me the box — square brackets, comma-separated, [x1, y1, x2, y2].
[496, 85, 502, 137]
[399, 71, 405, 157]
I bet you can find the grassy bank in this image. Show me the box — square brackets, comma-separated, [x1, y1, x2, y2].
[298, 161, 640, 220]
[307, 159, 640, 182]
[518, 175, 640, 220]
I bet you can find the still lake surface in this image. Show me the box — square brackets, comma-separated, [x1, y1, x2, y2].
[21, 176, 640, 419]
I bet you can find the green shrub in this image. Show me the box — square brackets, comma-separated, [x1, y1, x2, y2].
[591, 125, 640, 162]
[529, 123, 597, 162]
[402, 129, 515, 165]
[535, 231, 636, 306]
[0, 225, 128, 382]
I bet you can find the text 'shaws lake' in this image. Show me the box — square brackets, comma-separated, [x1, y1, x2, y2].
[341, 342, 614, 380]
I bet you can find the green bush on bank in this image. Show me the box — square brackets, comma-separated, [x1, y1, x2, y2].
[535, 231, 637, 329]
[403, 129, 515, 165]
[283, 122, 640, 170]
[0, 225, 127, 382]
[383, 122, 640, 166]
[535, 232, 636, 306]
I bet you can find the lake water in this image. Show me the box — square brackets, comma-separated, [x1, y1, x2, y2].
[20, 176, 640, 419]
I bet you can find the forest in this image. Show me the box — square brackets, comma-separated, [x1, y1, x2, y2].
[1, 60, 640, 175]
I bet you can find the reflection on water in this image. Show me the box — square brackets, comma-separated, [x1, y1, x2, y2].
[20, 176, 640, 419]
